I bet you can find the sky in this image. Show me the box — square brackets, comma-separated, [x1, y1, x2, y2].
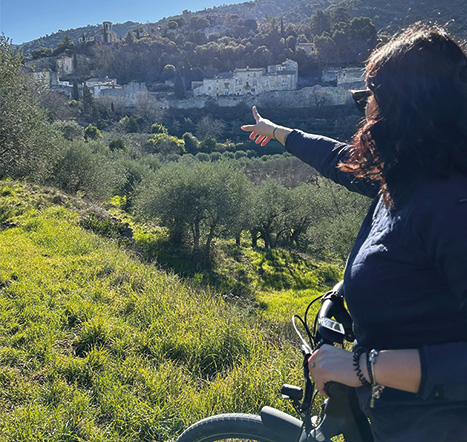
[0, 0, 247, 45]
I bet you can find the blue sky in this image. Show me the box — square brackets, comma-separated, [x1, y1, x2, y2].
[0, 0, 246, 44]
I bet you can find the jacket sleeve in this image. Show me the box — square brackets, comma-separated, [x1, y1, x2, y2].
[415, 177, 467, 401]
[285, 130, 378, 198]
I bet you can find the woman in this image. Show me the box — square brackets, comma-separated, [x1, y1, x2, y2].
[241, 23, 467, 441]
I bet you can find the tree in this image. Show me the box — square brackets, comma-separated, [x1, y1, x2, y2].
[195, 115, 225, 141]
[52, 120, 84, 141]
[199, 136, 217, 153]
[72, 80, 80, 101]
[310, 10, 331, 37]
[0, 36, 59, 180]
[151, 123, 168, 134]
[162, 64, 177, 81]
[82, 83, 94, 119]
[249, 179, 291, 249]
[136, 161, 250, 254]
[31, 47, 53, 59]
[54, 33, 74, 56]
[314, 32, 338, 64]
[348, 17, 377, 62]
[182, 132, 199, 154]
[174, 70, 185, 99]
[134, 92, 163, 123]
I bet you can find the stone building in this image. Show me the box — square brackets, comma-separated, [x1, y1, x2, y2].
[56, 56, 74, 77]
[295, 42, 316, 55]
[77, 22, 117, 44]
[192, 59, 298, 97]
[321, 66, 365, 89]
[102, 21, 117, 44]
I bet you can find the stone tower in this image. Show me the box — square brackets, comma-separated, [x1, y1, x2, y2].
[103, 21, 117, 44]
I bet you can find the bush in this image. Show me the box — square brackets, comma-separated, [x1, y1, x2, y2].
[182, 132, 199, 154]
[109, 138, 128, 152]
[52, 120, 84, 141]
[146, 133, 185, 156]
[48, 140, 123, 200]
[118, 115, 144, 133]
[84, 124, 102, 141]
[151, 123, 168, 134]
[199, 136, 217, 153]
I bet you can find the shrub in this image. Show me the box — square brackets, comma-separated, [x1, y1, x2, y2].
[150, 123, 168, 135]
[84, 124, 102, 141]
[48, 140, 123, 200]
[146, 133, 185, 156]
[109, 138, 128, 152]
[52, 120, 84, 141]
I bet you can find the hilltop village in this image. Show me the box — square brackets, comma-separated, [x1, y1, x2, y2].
[27, 13, 369, 112]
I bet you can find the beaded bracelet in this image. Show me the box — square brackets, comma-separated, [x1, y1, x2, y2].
[353, 347, 371, 388]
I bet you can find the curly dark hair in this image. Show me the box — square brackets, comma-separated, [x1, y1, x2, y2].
[340, 23, 467, 207]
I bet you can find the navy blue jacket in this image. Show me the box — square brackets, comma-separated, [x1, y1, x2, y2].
[286, 130, 467, 442]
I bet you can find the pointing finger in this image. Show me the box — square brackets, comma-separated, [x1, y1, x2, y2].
[252, 105, 260, 123]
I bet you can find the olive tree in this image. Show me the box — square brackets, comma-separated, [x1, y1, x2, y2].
[0, 36, 59, 180]
[136, 161, 251, 254]
[248, 179, 291, 249]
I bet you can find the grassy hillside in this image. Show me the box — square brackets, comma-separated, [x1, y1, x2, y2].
[0, 180, 342, 441]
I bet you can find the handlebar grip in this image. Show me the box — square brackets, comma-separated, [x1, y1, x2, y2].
[324, 381, 350, 398]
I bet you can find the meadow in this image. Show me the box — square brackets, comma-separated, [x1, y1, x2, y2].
[0, 180, 343, 441]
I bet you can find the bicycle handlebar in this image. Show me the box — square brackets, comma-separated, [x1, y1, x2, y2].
[304, 281, 373, 442]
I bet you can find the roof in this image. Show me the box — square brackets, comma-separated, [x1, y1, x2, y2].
[264, 70, 296, 76]
[215, 72, 234, 79]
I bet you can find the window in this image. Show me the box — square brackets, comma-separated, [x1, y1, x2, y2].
[253, 79, 257, 86]
[225, 83, 230, 89]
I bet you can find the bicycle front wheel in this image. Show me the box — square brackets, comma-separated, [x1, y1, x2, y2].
[176, 413, 284, 442]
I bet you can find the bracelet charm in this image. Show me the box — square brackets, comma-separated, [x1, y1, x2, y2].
[369, 349, 385, 408]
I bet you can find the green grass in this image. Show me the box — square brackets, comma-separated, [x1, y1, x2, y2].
[0, 181, 342, 441]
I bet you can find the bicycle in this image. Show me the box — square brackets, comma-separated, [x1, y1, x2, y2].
[176, 281, 374, 442]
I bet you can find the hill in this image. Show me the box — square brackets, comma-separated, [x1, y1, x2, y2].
[18, 0, 467, 55]
[0, 180, 343, 440]
[19, 21, 138, 57]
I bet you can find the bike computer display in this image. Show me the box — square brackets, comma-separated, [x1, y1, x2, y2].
[318, 317, 345, 344]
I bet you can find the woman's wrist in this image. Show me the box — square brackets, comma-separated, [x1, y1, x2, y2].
[271, 125, 293, 146]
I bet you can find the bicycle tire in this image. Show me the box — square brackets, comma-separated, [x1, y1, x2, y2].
[176, 413, 284, 442]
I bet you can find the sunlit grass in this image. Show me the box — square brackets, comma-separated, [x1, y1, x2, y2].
[0, 182, 311, 441]
[0, 181, 342, 441]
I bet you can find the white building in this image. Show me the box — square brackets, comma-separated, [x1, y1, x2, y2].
[85, 77, 119, 97]
[193, 59, 298, 97]
[295, 42, 316, 55]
